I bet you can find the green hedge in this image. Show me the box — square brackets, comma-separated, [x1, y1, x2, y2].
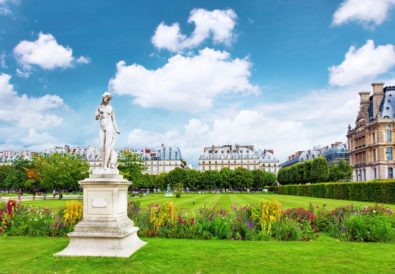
[268, 182, 395, 204]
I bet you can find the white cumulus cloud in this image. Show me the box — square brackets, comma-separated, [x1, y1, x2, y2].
[329, 40, 395, 86]
[13, 33, 89, 74]
[108, 48, 259, 112]
[152, 8, 237, 52]
[332, 0, 395, 27]
[126, 82, 372, 166]
[21, 128, 58, 147]
[0, 73, 65, 129]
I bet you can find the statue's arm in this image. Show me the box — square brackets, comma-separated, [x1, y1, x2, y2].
[112, 111, 121, 134]
[95, 106, 100, 120]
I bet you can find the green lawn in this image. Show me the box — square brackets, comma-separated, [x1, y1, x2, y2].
[131, 193, 395, 210]
[16, 193, 395, 211]
[0, 235, 394, 273]
[21, 199, 76, 211]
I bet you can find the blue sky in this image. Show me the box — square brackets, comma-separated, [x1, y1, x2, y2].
[1, 0, 395, 166]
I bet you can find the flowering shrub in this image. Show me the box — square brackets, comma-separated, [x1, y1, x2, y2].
[251, 200, 282, 236]
[314, 205, 395, 242]
[344, 214, 394, 242]
[63, 201, 83, 226]
[0, 200, 18, 233]
[0, 199, 393, 242]
[5, 206, 54, 236]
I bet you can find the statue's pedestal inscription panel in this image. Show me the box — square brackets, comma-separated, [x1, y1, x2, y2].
[55, 170, 146, 257]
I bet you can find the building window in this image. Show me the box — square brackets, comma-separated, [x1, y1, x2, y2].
[386, 130, 392, 142]
[373, 168, 377, 179]
[388, 167, 393, 179]
[386, 147, 393, 160]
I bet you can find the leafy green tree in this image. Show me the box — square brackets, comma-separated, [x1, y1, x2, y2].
[154, 173, 167, 190]
[0, 165, 12, 190]
[252, 170, 266, 189]
[165, 168, 188, 189]
[219, 168, 234, 190]
[328, 160, 352, 182]
[262, 171, 277, 186]
[233, 167, 253, 191]
[118, 151, 146, 190]
[4, 158, 32, 191]
[303, 160, 313, 183]
[296, 163, 305, 184]
[34, 153, 89, 198]
[310, 157, 329, 183]
[200, 170, 221, 190]
[185, 169, 200, 191]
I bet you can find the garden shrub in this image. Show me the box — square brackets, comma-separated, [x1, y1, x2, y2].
[5, 206, 54, 236]
[251, 200, 282, 235]
[271, 218, 301, 241]
[344, 213, 394, 242]
[270, 182, 395, 204]
[63, 201, 82, 226]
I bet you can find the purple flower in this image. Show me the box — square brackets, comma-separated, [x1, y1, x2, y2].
[247, 221, 254, 230]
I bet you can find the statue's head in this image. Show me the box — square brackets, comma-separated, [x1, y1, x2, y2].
[102, 91, 112, 104]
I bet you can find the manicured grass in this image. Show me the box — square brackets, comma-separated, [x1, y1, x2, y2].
[12, 193, 395, 211]
[0, 235, 394, 273]
[131, 193, 395, 210]
[21, 199, 79, 211]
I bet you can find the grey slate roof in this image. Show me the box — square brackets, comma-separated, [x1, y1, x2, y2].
[368, 86, 395, 120]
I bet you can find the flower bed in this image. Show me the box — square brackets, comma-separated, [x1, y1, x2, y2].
[0, 200, 82, 236]
[1, 200, 394, 242]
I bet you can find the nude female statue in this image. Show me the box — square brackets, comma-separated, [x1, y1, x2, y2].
[95, 92, 120, 169]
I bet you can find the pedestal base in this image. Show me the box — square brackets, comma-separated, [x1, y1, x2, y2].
[55, 169, 146, 257]
[55, 226, 146, 257]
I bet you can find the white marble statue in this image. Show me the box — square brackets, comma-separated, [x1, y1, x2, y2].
[95, 92, 120, 169]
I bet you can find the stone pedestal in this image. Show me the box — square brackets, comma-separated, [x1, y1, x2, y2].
[55, 169, 146, 257]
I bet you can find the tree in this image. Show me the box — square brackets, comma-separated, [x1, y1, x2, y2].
[185, 169, 200, 191]
[219, 168, 234, 190]
[24, 168, 40, 198]
[233, 167, 253, 191]
[328, 160, 353, 182]
[118, 151, 145, 190]
[252, 170, 266, 189]
[310, 157, 329, 183]
[262, 171, 277, 186]
[200, 170, 221, 190]
[4, 158, 32, 192]
[303, 160, 313, 183]
[0, 165, 12, 191]
[34, 153, 89, 198]
[165, 168, 188, 189]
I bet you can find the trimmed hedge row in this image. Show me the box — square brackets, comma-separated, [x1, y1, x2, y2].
[269, 182, 395, 204]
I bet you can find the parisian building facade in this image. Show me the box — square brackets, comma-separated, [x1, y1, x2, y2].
[347, 83, 395, 181]
[0, 144, 186, 175]
[198, 145, 280, 173]
[280, 142, 349, 168]
[129, 144, 185, 175]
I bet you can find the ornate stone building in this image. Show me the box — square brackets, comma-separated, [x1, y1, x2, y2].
[347, 83, 395, 181]
[198, 145, 279, 173]
[131, 144, 186, 175]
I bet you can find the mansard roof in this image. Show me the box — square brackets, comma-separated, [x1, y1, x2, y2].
[368, 86, 395, 120]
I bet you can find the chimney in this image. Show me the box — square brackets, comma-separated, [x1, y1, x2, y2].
[372, 82, 384, 118]
[359, 91, 370, 105]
